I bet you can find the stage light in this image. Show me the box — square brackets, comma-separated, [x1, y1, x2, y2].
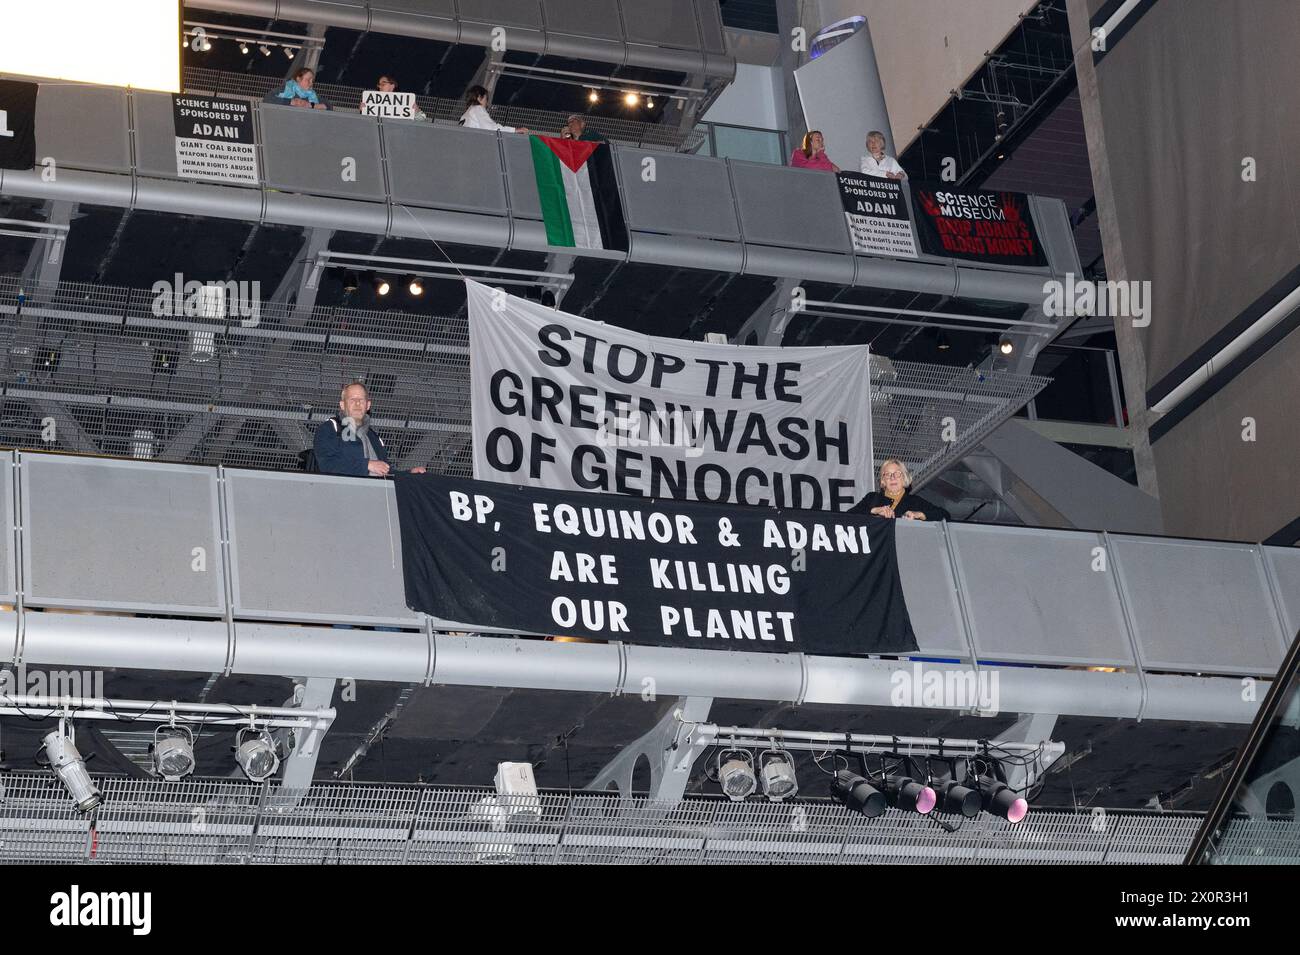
[239, 42, 250, 54]
[758, 750, 798, 801]
[998, 337, 1014, 355]
[624, 92, 640, 107]
[406, 276, 424, 296]
[717, 749, 757, 801]
[235, 727, 279, 782]
[373, 276, 392, 296]
[830, 770, 886, 818]
[646, 97, 655, 109]
[284, 46, 297, 59]
[43, 728, 101, 814]
[933, 780, 982, 818]
[151, 724, 196, 781]
[259, 44, 272, 57]
[973, 775, 1028, 823]
[588, 89, 599, 104]
[884, 774, 936, 814]
[341, 269, 360, 293]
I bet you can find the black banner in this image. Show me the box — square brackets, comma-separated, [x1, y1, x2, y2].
[837, 172, 917, 258]
[172, 94, 258, 183]
[395, 473, 917, 655]
[0, 80, 38, 170]
[911, 184, 1048, 267]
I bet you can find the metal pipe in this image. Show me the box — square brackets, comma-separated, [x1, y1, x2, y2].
[0, 693, 333, 722]
[803, 298, 1057, 329]
[687, 723, 1055, 756]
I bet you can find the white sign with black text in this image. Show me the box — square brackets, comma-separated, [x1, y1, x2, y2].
[838, 172, 918, 258]
[172, 94, 258, 184]
[361, 90, 417, 119]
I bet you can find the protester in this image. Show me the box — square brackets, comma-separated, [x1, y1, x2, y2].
[366, 75, 428, 121]
[560, 114, 607, 142]
[264, 67, 332, 110]
[313, 382, 427, 477]
[850, 459, 949, 521]
[860, 130, 906, 180]
[789, 130, 839, 171]
[459, 85, 528, 133]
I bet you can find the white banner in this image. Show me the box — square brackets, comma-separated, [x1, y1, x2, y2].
[361, 90, 416, 118]
[467, 280, 873, 512]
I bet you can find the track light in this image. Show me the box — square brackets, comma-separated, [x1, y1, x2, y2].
[758, 750, 798, 801]
[259, 44, 271, 57]
[831, 770, 886, 818]
[588, 89, 599, 104]
[884, 774, 936, 814]
[151, 724, 196, 781]
[406, 276, 424, 296]
[933, 779, 982, 818]
[624, 92, 640, 107]
[373, 275, 391, 296]
[717, 749, 757, 801]
[235, 726, 279, 782]
[239, 41, 250, 54]
[43, 727, 101, 814]
[998, 337, 1014, 355]
[973, 775, 1028, 823]
[341, 269, 360, 293]
[284, 46, 297, 59]
[646, 97, 655, 109]
[936, 330, 951, 351]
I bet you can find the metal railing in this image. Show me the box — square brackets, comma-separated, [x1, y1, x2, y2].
[0, 772, 1215, 864]
[183, 67, 706, 153]
[0, 275, 1047, 481]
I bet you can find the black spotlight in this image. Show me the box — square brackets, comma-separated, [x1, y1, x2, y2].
[936, 330, 951, 351]
[831, 770, 886, 818]
[540, 289, 556, 308]
[341, 270, 360, 294]
[933, 780, 982, 818]
[973, 775, 1028, 823]
[883, 774, 936, 814]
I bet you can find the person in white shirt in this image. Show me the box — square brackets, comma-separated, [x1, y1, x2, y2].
[860, 130, 906, 180]
[459, 85, 528, 134]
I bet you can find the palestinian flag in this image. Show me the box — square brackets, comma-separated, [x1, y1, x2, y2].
[529, 135, 628, 250]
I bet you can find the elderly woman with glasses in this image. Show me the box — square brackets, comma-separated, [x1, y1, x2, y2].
[849, 459, 950, 522]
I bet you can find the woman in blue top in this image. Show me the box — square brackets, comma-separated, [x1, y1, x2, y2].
[266, 67, 332, 110]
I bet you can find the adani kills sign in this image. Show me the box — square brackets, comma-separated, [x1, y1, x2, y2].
[394, 474, 917, 655]
[911, 186, 1047, 267]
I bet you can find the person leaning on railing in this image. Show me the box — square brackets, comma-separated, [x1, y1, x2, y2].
[849, 458, 949, 522]
[459, 85, 528, 134]
[264, 67, 332, 110]
[560, 114, 607, 142]
[313, 381, 426, 478]
[789, 130, 839, 172]
[860, 130, 906, 181]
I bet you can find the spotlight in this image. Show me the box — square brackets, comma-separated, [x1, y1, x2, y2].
[936, 330, 951, 350]
[998, 337, 1014, 355]
[973, 775, 1028, 823]
[284, 46, 297, 59]
[151, 724, 196, 781]
[235, 726, 279, 782]
[239, 42, 250, 54]
[259, 44, 272, 57]
[373, 275, 391, 296]
[406, 276, 424, 296]
[933, 779, 982, 818]
[758, 750, 798, 801]
[830, 770, 886, 818]
[624, 92, 640, 107]
[884, 774, 936, 814]
[716, 749, 757, 801]
[646, 97, 655, 109]
[42, 728, 101, 814]
[588, 89, 599, 104]
[190, 31, 211, 52]
[341, 269, 360, 293]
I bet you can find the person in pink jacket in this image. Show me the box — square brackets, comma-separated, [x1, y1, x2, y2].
[789, 130, 840, 172]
